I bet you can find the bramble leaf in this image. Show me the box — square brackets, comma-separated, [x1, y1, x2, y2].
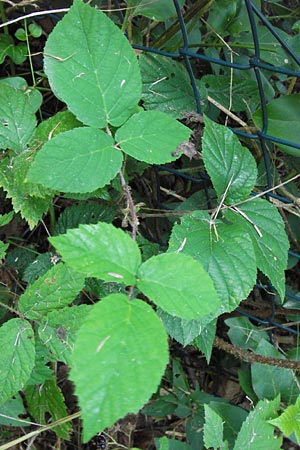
[27, 128, 122, 193]
[225, 197, 289, 300]
[204, 405, 228, 450]
[169, 211, 257, 312]
[139, 54, 197, 118]
[233, 396, 282, 450]
[0, 319, 35, 405]
[202, 115, 257, 203]
[70, 294, 169, 441]
[44, 0, 141, 128]
[49, 222, 141, 286]
[0, 84, 36, 153]
[116, 110, 191, 164]
[26, 377, 71, 439]
[269, 395, 300, 444]
[137, 253, 220, 320]
[18, 263, 85, 320]
[38, 305, 92, 364]
[0, 154, 53, 229]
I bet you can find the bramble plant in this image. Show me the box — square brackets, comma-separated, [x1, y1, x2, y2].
[0, 0, 299, 448]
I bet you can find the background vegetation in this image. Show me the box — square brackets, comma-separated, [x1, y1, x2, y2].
[0, 0, 300, 449]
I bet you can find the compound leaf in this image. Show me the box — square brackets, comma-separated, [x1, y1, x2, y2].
[44, 0, 141, 128]
[137, 253, 220, 320]
[116, 110, 191, 164]
[0, 319, 35, 405]
[70, 293, 169, 442]
[49, 222, 141, 286]
[168, 211, 257, 312]
[225, 198, 289, 300]
[18, 263, 85, 320]
[202, 115, 257, 203]
[27, 127, 122, 193]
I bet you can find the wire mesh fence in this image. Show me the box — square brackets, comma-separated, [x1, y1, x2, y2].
[124, 0, 300, 334]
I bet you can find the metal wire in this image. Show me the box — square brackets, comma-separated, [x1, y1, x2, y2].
[130, 0, 300, 333]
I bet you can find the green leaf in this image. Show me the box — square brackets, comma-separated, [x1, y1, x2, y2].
[0, 154, 53, 229]
[6, 43, 27, 64]
[0, 78, 42, 114]
[168, 211, 257, 312]
[70, 293, 169, 442]
[22, 252, 55, 284]
[26, 377, 71, 439]
[158, 308, 206, 346]
[251, 340, 300, 404]
[0, 211, 14, 227]
[0, 394, 29, 427]
[15, 28, 27, 41]
[49, 222, 141, 285]
[0, 34, 14, 64]
[269, 395, 300, 444]
[233, 396, 282, 450]
[27, 127, 122, 193]
[0, 318, 35, 405]
[0, 84, 36, 153]
[139, 54, 197, 118]
[225, 198, 289, 300]
[202, 115, 257, 203]
[194, 319, 217, 363]
[18, 263, 85, 320]
[34, 110, 83, 145]
[204, 405, 227, 449]
[44, 0, 141, 128]
[201, 74, 259, 112]
[38, 305, 92, 364]
[54, 200, 116, 235]
[253, 94, 300, 156]
[0, 241, 9, 259]
[116, 110, 191, 164]
[208, 401, 248, 448]
[132, 0, 185, 21]
[28, 23, 43, 38]
[226, 316, 269, 351]
[137, 253, 220, 320]
[27, 337, 54, 385]
[158, 309, 216, 354]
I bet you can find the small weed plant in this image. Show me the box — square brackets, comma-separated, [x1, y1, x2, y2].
[0, 1, 300, 448]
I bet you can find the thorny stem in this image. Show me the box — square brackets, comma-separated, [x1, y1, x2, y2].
[106, 125, 139, 241]
[214, 336, 300, 370]
[118, 170, 139, 241]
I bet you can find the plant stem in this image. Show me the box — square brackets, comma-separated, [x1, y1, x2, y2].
[121, 0, 134, 36]
[119, 170, 139, 241]
[214, 336, 300, 370]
